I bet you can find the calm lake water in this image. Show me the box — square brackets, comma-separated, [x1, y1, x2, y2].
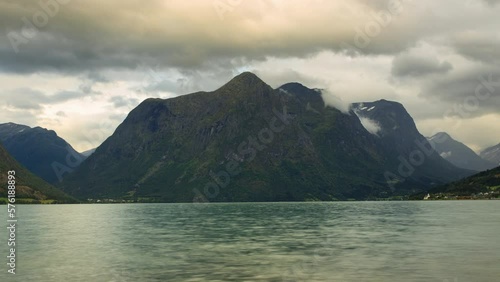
[1, 201, 499, 281]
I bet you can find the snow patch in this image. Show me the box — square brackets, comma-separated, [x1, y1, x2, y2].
[278, 88, 290, 94]
[440, 151, 452, 159]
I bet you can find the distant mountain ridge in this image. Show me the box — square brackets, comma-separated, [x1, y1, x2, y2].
[0, 143, 76, 203]
[427, 132, 496, 172]
[352, 101, 473, 188]
[0, 123, 84, 184]
[60, 72, 471, 202]
[480, 143, 500, 166]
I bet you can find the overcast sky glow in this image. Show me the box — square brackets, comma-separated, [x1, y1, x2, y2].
[1, 0, 499, 152]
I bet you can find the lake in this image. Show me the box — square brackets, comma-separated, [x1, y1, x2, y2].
[1, 201, 499, 281]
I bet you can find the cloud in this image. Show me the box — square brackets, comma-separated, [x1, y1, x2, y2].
[109, 96, 139, 108]
[358, 116, 382, 135]
[0, 107, 38, 125]
[253, 69, 326, 89]
[51, 90, 86, 102]
[391, 54, 452, 77]
[451, 31, 500, 64]
[134, 65, 243, 95]
[86, 72, 109, 83]
[420, 66, 500, 118]
[4, 88, 45, 110]
[321, 90, 351, 113]
[0, 0, 446, 75]
[2, 85, 99, 112]
[482, 0, 500, 6]
[78, 79, 103, 95]
[1, 0, 499, 77]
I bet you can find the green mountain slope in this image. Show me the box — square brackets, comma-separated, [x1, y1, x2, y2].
[60, 73, 470, 202]
[0, 123, 85, 184]
[61, 73, 391, 201]
[428, 166, 500, 196]
[0, 144, 77, 204]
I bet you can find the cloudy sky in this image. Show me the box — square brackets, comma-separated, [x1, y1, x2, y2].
[1, 0, 499, 152]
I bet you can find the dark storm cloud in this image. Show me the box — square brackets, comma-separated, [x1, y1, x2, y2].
[0, 0, 448, 75]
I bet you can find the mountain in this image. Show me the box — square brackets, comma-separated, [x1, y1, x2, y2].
[425, 166, 500, 197]
[427, 132, 496, 171]
[480, 143, 500, 166]
[60, 73, 471, 202]
[352, 100, 473, 188]
[0, 123, 85, 184]
[0, 143, 77, 204]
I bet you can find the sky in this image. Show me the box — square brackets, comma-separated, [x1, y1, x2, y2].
[1, 0, 499, 152]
